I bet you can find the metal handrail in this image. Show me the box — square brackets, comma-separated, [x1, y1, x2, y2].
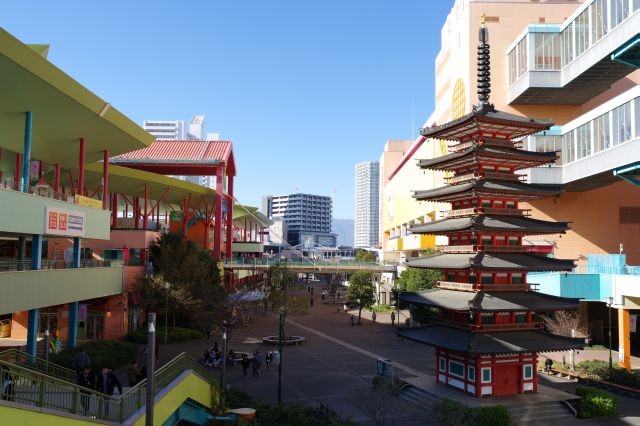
[0, 258, 124, 272]
[0, 349, 76, 383]
[0, 351, 217, 423]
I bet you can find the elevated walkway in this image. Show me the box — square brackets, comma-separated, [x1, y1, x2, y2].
[0, 350, 224, 425]
[224, 258, 398, 274]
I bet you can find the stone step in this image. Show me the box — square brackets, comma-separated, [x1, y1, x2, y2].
[399, 385, 437, 407]
[508, 401, 576, 425]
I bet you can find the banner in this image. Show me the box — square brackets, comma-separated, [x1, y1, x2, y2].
[630, 315, 637, 333]
[45, 206, 86, 237]
[75, 195, 103, 209]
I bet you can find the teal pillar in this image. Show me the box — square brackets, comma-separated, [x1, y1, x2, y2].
[68, 302, 78, 348]
[26, 308, 39, 358]
[22, 111, 32, 193]
[31, 235, 42, 270]
[68, 237, 81, 348]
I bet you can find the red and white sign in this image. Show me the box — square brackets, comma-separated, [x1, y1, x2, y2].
[45, 207, 85, 237]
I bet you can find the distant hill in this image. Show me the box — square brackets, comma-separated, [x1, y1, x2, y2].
[332, 219, 354, 247]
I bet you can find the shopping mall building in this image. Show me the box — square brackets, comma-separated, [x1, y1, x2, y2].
[380, 0, 640, 365]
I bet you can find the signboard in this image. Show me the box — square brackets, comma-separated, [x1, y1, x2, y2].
[630, 315, 637, 333]
[75, 195, 103, 209]
[376, 358, 394, 378]
[45, 207, 86, 237]
[78, 304, 88, 322]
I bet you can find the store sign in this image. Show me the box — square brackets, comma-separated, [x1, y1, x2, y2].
[45, 207, 86, 237]
[630, 315, 637, 333]
[75, 195, 103, 209]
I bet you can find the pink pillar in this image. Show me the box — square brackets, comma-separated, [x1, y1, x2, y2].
[143, 184, 148, 230]
[111, 193, 118, 228]
[78, 138, 86, 196]
[134, 197, 140, 229]
[102, 149, 109, 209]
[213, 167, 224, 259]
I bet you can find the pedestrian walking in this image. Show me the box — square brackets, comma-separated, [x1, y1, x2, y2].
[241, 354, 250, 377]
[372, 311, 377, 325]
[390, 311, 396, 326]
[265, 351, 273, 373]
[77, 366, 94, 414]
[1, 365, 15, 402]
[350, 315, 355, 326]
[73, 347, 91, 381]
[310, 297, 314, 307]
[544, 357, 553, 374]
[126, 361, 140, 387]
[251, 355, 260, 377]
[337, 306, 341, 314]
[321, 291, 326, 301]
[95, 366, 122, 418]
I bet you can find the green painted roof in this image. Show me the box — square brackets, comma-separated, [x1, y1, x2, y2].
[0, 28, 154, 168]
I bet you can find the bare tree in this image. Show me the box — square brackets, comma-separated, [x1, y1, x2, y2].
[543, 310, 585, 337]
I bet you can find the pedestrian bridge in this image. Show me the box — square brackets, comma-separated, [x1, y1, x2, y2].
[223, 259, 398, 274]
[0, 349, 228, 425]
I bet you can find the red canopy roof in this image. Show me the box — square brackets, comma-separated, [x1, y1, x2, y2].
[111, 139, 236, 176]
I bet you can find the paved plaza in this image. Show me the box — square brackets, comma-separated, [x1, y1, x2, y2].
[154, 279, 640, 425]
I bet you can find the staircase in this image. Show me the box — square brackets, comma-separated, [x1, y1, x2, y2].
[507, 401, 577, 425]
[399, 384, 438, 408]
[0, 349, 219, 424]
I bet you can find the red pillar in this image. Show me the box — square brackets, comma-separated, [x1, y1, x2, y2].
[54, 163, 60, 192]
[15, 153, 22, 190]
[38, 160, 44, 183]
[102, 149, 109, 209]
[112, 193, 118, 228]
[225, 175, 234, 259]
[243, 218, 247, 241]
[143, 183, 148, 230]
[134, 197, 140, 229]
[182, 200, 188, 235]
[213, 167, 223, 260]
[78, 138, 86, 196]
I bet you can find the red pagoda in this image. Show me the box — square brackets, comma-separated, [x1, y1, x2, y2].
[397, 20, 583, 397]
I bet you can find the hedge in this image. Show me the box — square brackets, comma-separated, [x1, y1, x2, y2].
[575, 360, 640, 389]
[124, 326, 204, 344]
[576, 386, 617, 418]
[50, 341, 138, 372]
[433, 399, 510, 426]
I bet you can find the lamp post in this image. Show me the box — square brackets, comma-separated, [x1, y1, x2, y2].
[145, 313, 156, 426]
[220, 320, 228, 412]
[357, 298, 361, 325]
[164, 282, 171, 344]
[607, 296, 613, 369]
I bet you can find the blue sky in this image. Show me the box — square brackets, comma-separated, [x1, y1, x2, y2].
[1, 0, 452, 219]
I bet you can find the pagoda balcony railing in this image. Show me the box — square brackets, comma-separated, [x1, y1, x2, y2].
[437, 244, 528, 253]
[482, 171, 524, 181]
[443, 207, 531, 218]
[434, 318, 542, 332]
[437, 281, 537, 291]
[445, 173, 476, 184]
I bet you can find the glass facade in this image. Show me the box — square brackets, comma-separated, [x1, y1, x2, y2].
[509, 0, 639, 82]
[530, 96, 638, 165]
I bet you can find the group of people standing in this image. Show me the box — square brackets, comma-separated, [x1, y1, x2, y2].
[240, 349, 273, 378]
[73, 348, 125, 417]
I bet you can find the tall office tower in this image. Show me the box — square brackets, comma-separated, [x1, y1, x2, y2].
[354, 161, 380, 248]
[142, 120, 185, 140]
[187, 115, 205, 140]
[263, 193, 337, 248]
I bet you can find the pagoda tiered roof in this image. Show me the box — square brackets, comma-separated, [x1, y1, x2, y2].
[408, 252, 574, 271]
[420, 104, 553, 141]
[410, 215, 569, 236]
[397, 325, 584, 354]
[399, 289, 579, 311]
[416, 145, 558, 171]
[413, 179, 563, 202]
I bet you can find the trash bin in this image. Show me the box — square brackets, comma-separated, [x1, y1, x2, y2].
[272, 350, 281, 365]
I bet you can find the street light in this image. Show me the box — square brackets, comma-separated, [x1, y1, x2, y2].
[607, 296, 614, 369]
[357, 298, 361, 325]
[164, 282, 171, 344]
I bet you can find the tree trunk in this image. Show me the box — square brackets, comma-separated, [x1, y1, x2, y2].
[358, 306, 362, 325]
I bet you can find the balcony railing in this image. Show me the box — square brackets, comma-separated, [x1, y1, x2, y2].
[437, 245, 527, 253]
[437, 245, 476, 253]
[482, 171, 523, 181]
[434, 318, 542, 332]
[0, 259, 124, 272]
[443, 207, 530, 218]
[437, 280, 537, 291]
[445, 173, 476, 184]
[1, 179, 77, 205]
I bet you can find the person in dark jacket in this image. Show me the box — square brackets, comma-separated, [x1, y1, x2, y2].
[1, 365, 15, 402]
[77, 366, 95, 414]
[73, 347, 91, 381]
[96, 367, 122, 417]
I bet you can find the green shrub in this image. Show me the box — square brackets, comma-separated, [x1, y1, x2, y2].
[433, 399, 510, 426]
[575, 360, 609, 377]
[50, 341, 137, 372]
[124, 326, 204, 344]
[576, 386, 617, 418]
[575, 360, 640, 388]
[368, 305, 394, 313]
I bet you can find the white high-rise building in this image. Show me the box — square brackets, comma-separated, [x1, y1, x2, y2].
[354, 161, 379, 248]
[143, 120, 185, 140]
[188, 115, 205, 140]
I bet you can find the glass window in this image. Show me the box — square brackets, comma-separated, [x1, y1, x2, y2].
[508, 49, 517, 84]
[575, 9, 590, 57]
[523, 364, 534, 380]
[635, 98, 640, 137]
[612, 101, 632, 145]
[468, 366, 476, 381]
[482, 367, 492, 383]
[534, 33, 560, 70]
[439, 357, 446, 372]
[591, 0, 608, 43]
[612, 0, 630, 27]
[449, 360, 464, 378]
[562, 130, 575, 164]
[518, 38, 528, 77]
[635, 0, 640, 12]
[561, 24, 574, 66]
[576, 122, 592, 160]
[593, 113, 610, 153]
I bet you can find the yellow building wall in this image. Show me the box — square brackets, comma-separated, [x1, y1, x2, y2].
[0, 405, 105, 426]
